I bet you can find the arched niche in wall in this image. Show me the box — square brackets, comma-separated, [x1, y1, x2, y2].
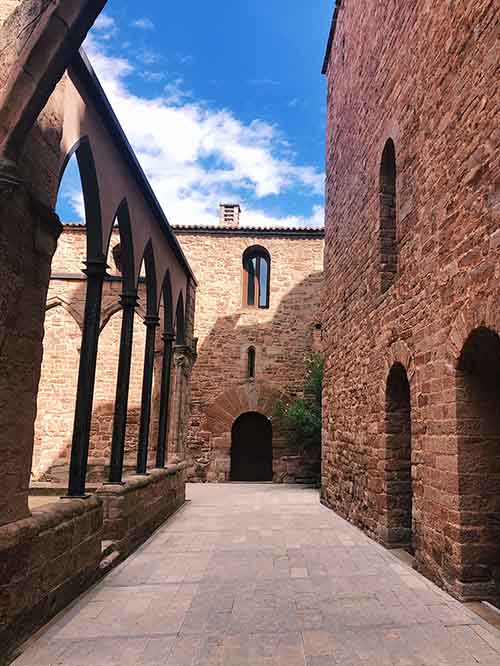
[379, 138, 397, 293]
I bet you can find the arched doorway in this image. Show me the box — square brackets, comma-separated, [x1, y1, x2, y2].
[385, 363, 413, 552]
[231, 412, 273, 482]
[456, 327, 500, 603]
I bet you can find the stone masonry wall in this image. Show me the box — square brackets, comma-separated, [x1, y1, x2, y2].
[0, 496, 103, 659]
[97, 463, 186, 558]
[322, 0, 499, 600]
[175, 229, 324, 483]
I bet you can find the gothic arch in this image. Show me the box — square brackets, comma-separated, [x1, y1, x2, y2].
[161, 271, 174, 333]
[59, 136, 103, 260]
[137, 240, 158, 318]
[106, 198, 135, 291]
[448, 296, 500, 365]
[45, 296, 83, 329]
[175, 292, 186, 344]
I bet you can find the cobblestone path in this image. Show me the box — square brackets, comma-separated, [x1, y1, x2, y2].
[13, 484, 500, 665]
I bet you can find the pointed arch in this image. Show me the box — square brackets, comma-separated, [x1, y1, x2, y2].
[105, 198, 135, 292]
[161, 271, 174, 333]
[45, 296, 83, 329]
[59, 137, 103, 260]
[175, 292, 186, 345]
[137, 240, 158, 318]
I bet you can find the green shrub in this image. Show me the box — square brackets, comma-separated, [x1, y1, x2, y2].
[275, 352, 323, 450]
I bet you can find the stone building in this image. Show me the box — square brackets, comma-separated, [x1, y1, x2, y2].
[174, 204, 324, 484]
[322, 1, 500, 604]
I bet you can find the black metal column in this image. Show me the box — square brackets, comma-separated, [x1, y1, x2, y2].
[108, 289, 138, 484]
[67, 257, 107, 497]
[136, 315, 159, 474]
[155, 331, 174, 468]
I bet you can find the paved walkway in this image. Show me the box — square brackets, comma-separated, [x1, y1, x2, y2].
[14, 484, 500, 665]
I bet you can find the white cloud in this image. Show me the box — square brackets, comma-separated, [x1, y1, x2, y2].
[94, 14, 115, 31]
[63, 189, 85, 223]
[93, 13, 117, 41]
[80, 33, 324, 228]
[133, 18, 155, 31]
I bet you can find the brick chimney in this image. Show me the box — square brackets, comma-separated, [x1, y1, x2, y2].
[219, 203, 241, 228]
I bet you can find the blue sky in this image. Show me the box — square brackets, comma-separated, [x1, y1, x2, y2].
[58, 2, 332, 228]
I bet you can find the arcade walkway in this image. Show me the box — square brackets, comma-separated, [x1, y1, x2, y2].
[13, 484, 500, 665]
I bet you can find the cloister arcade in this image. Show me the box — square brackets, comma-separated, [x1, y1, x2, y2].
[0, 1, 196, 655]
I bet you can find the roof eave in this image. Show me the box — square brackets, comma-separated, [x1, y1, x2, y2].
[322, 1, 343, 75]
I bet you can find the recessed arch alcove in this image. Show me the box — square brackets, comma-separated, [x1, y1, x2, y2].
[456, 326, 500, 602]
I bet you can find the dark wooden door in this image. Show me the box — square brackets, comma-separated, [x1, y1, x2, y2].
[230, 412, 273, 482]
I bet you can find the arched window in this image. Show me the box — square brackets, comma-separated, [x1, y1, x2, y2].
[243, 246, 270, 308]
[247, 347, 256, 379]
[379, 139, 397, 293]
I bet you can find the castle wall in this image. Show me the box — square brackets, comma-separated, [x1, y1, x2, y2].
[322, 0, 499, 598]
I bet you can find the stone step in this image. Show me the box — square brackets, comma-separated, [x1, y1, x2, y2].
[99, 540, 121, 574]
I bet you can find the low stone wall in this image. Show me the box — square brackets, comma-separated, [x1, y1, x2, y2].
[96, 464, 186, 558]
[0, 496, 102, 662]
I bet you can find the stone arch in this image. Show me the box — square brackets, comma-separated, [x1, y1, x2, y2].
[59, 137, 103, 260]
[0, 1, 106, 160]
[161, 271, 174, 333]
[203, 382, 282, 438]
[175, 292, 186, 344]
[448, 297, 500, 365]
[106, 198, 135, 291]
[46, 296, 83, 329]
[200, 382, 283, 482]
[33, 304, 82, 481]
[382, 339, 416, 394]
[454, 326, 500, 602]
[137, 240, 158, 318]
[383, 362, 413, 552]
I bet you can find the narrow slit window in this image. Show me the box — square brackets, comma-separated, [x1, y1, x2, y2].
[379, 138, 397, 293]
[248, 347, 256, 379]
[243, 246, 270, 308]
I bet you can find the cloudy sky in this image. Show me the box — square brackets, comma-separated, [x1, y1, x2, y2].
[58, 1, 332, 228]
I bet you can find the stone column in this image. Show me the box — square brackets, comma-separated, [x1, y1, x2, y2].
[136, 314, 159, 475]
[168, 344, 195, 463]
[0, 170, 61, 525]
[67, 256, 107, 497]
[155, 330, 174, 468]
[108, 289, 138, 484]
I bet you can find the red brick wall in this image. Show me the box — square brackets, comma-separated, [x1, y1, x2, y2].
[322, 0, 499, 599]
[175, 230, 324, 483]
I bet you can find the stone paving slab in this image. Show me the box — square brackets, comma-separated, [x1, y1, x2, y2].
[12, 483, 500, 665]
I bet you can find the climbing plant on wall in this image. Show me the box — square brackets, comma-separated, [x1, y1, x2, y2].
[275, 352, 323, 450]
